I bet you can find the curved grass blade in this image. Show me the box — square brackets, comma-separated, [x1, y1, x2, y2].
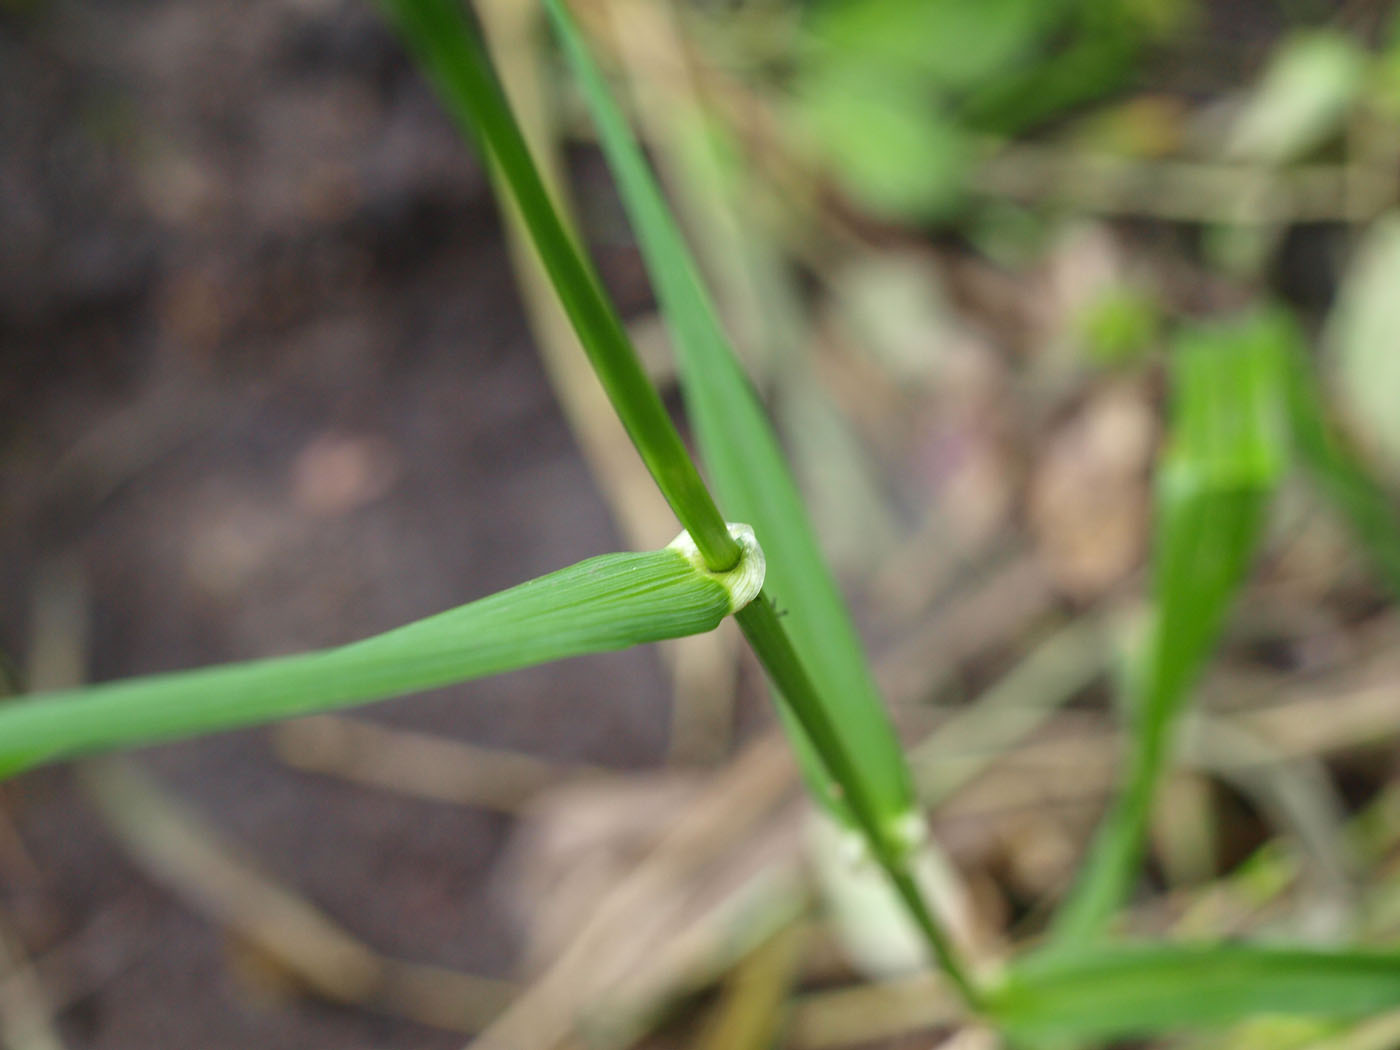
[0, 536, 760, 779]
[1052, 311, 1290, 945]
[990, 943, 1400, 1040]
[539, 0, 915, 834]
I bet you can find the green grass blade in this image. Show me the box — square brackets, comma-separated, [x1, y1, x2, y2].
[1052, 311, 1290, 945]
[990, 943, 1400, 1039]
[1281, 328, 1400, 600]
[377, 0, 738, 573]
[732, 596, 981, 1007]
[540, 0, 915, 831]
[0, 537, 759, 778]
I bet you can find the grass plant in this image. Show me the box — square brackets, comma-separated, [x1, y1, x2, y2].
[4, 0, 1400, 1043]
[380, 0, 979, 1002]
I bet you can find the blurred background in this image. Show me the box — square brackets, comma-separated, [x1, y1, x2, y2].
[3, 0, 1400, 1046]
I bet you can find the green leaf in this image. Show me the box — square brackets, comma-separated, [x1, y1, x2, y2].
[1226, 30, 1366, 164]
[802, 0, 1060, 94]
[990, 943, 1400, 1039]
[1076, 284, 1162, 367]
[1052, 310, 1290, 944]
[961, 4, 1144, 136]
[540, 0, 916, 832]
[1325, 212, 1400, 474]
[793, 69, 969, 221]
[1284, 327, 1400, 601]
[0, 536, 757, 777]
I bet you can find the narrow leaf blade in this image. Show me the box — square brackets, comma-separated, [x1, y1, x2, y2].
[991, 943, 1400, 1039]
[1053, 310, 1290, 944]
[0, 544, 736, 777]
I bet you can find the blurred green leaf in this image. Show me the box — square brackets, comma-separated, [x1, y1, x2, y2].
[1120, 0, 1196, 37]
[1077, 285, 1162, 366]
[1374, 8, 1400, 115]
[1164, 316, 1291, 490]
[790, 0, 1171, 214]
[1325, 212, 1400, 474]
[1227, 30, 1367, 163]
[0, 542, 742, 778]
[992, 943, 1400, 1039]
[962, 4, 1144, 134]
[794, 70, 969, 221]
[803, 0, 1059, 93]
[1053, 310, 1290, 944]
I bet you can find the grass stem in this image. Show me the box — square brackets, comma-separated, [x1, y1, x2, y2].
[383, 0, 983, 1009]
[735, 595, 983, 1008]
[379, 0, 740, 572]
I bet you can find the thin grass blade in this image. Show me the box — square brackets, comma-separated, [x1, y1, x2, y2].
[1052, 310, 1290, 945]
[540, 0, 915, 832]
[990, 943, 1400, 1039]
[0, 539, 757, 778]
